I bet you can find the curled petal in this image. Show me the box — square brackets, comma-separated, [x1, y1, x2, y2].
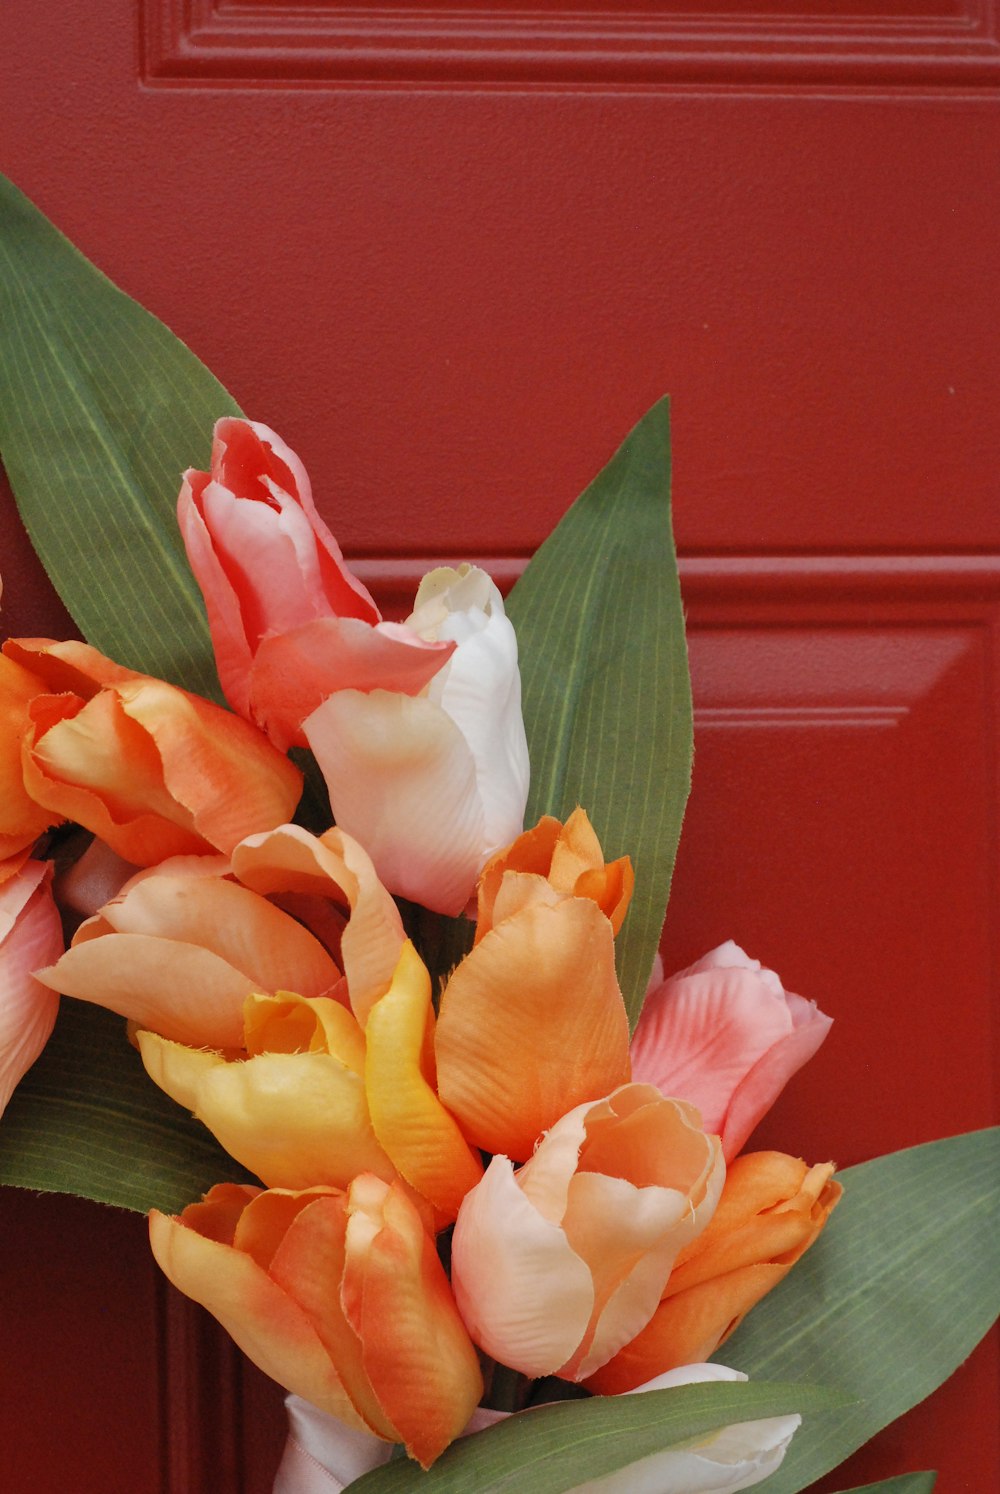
[149, 1189, 368, 1432]
[250, 618, 454, 752]
[232, 825, 405, 1026]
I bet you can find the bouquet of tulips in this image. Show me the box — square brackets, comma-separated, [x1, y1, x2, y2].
[0, 175, 996, 1494]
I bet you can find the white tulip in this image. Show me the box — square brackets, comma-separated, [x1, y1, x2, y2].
[305, 565, 529, 915]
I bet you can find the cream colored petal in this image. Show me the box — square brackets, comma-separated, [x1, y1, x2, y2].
[305, 690, 485, 917]
[451, 1158, 594, 1378]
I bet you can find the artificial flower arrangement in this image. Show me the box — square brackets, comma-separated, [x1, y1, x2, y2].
[0, 173, 997, 1494]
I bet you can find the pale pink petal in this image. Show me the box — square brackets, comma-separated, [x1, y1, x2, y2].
[178, 468, 255, 716]
[719, 1000, 833, 1160]
[305, 691, 485, 917]
[210, 419, 379, 622]
[630, 968, 793, 1135]
[676, 940, 785, 998]
[0, 861, 63, 1114]
[451, 1157, 594, 1378]
[249, 618, 454, 752]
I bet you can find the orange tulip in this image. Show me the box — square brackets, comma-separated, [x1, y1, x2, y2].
[475, 807, 634, 940]
[435, 811, 632, 1160]
[586, 1150, 842, 1394]
[149, 1177, 483, 1467]
[2, 638, 301, 864]
[451, 1084, 724, 1382]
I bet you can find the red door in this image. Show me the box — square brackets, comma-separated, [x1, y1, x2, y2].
[1, 0, 996, 1488]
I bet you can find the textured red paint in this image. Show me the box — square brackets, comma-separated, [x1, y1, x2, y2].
[0, 0, 996, 1487]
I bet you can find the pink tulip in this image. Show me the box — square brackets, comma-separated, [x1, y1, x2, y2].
[0, 859, 64, 1117]
[629, 941, 832, 1161]
[178, 419, 453, 749]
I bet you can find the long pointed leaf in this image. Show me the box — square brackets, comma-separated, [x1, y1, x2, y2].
[832, 1476, 937, 1494]
[505, 399, 691, 1026]
[723, 1129, 1000, 1492]
[351, 1380, 847, 1494]
[0, 173, 240, 697]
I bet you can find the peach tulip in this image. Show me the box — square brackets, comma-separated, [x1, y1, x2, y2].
[1, 637, 302, 865]
[435, 816, 632, 1158]
[37, 823, 403, 1050]
[451, 1084, 725, 1382]
[178, 419, 453, 749]
[0, 650, 61, 863]
[306, 564, 529, 915]
[630, 942, 832, 1161]
[0, 859, 63, 1117]
[587, 1151, 842, 1394]
[149, 1177, 483, 1467]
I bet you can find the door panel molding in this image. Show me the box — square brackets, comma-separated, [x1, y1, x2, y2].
[142, 0, 1000, 89]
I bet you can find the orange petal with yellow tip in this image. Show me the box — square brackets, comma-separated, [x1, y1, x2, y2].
[342, 1176, 483, 1467]
[232, 824, 405, 1026]
[149, 1188, 370, 1433]
[436, 898, 631, 1159]
[365, 941, 483, 1221]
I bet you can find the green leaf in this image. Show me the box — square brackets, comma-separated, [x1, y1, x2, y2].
[830, 1475, 937, 1494]
[723, 1129, 1000, 1492]
[505, 398, 691, 1027]
[0, 999, 253, 1213]
[0, 173, 241, 698]
[350, 1380, 848, 1493]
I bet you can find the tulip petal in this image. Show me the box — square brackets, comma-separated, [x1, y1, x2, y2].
[630, 968, 791, 1135]
[96, 873, 341, 1001]
[149, 1197, 368, 1432]
[23, 690, 210, 863]
[451, 1156, 595, 1378]
[250, 618, 455, 752]
[436, 899, 631, 1158]
[364, 942, 484, 1222]
[416, 574, 529, 862]
[721, 999, 833, 1160]
[38, 932, 257, 1047]
[0, 860, 63, 1114]
[265, 1192, 397, 1440]
[232, 825, 405, 1026]
[117, 677, 302, 856]
[577, 1366, 800, 1494]
[342, 1176, 484, 1467]
[0, 652, 59, 855]
[305, 689, 485, 917]
[143, 1038, 399, 1192]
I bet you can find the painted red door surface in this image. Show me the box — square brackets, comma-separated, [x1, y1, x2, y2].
[1, 1, 997, 1489]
